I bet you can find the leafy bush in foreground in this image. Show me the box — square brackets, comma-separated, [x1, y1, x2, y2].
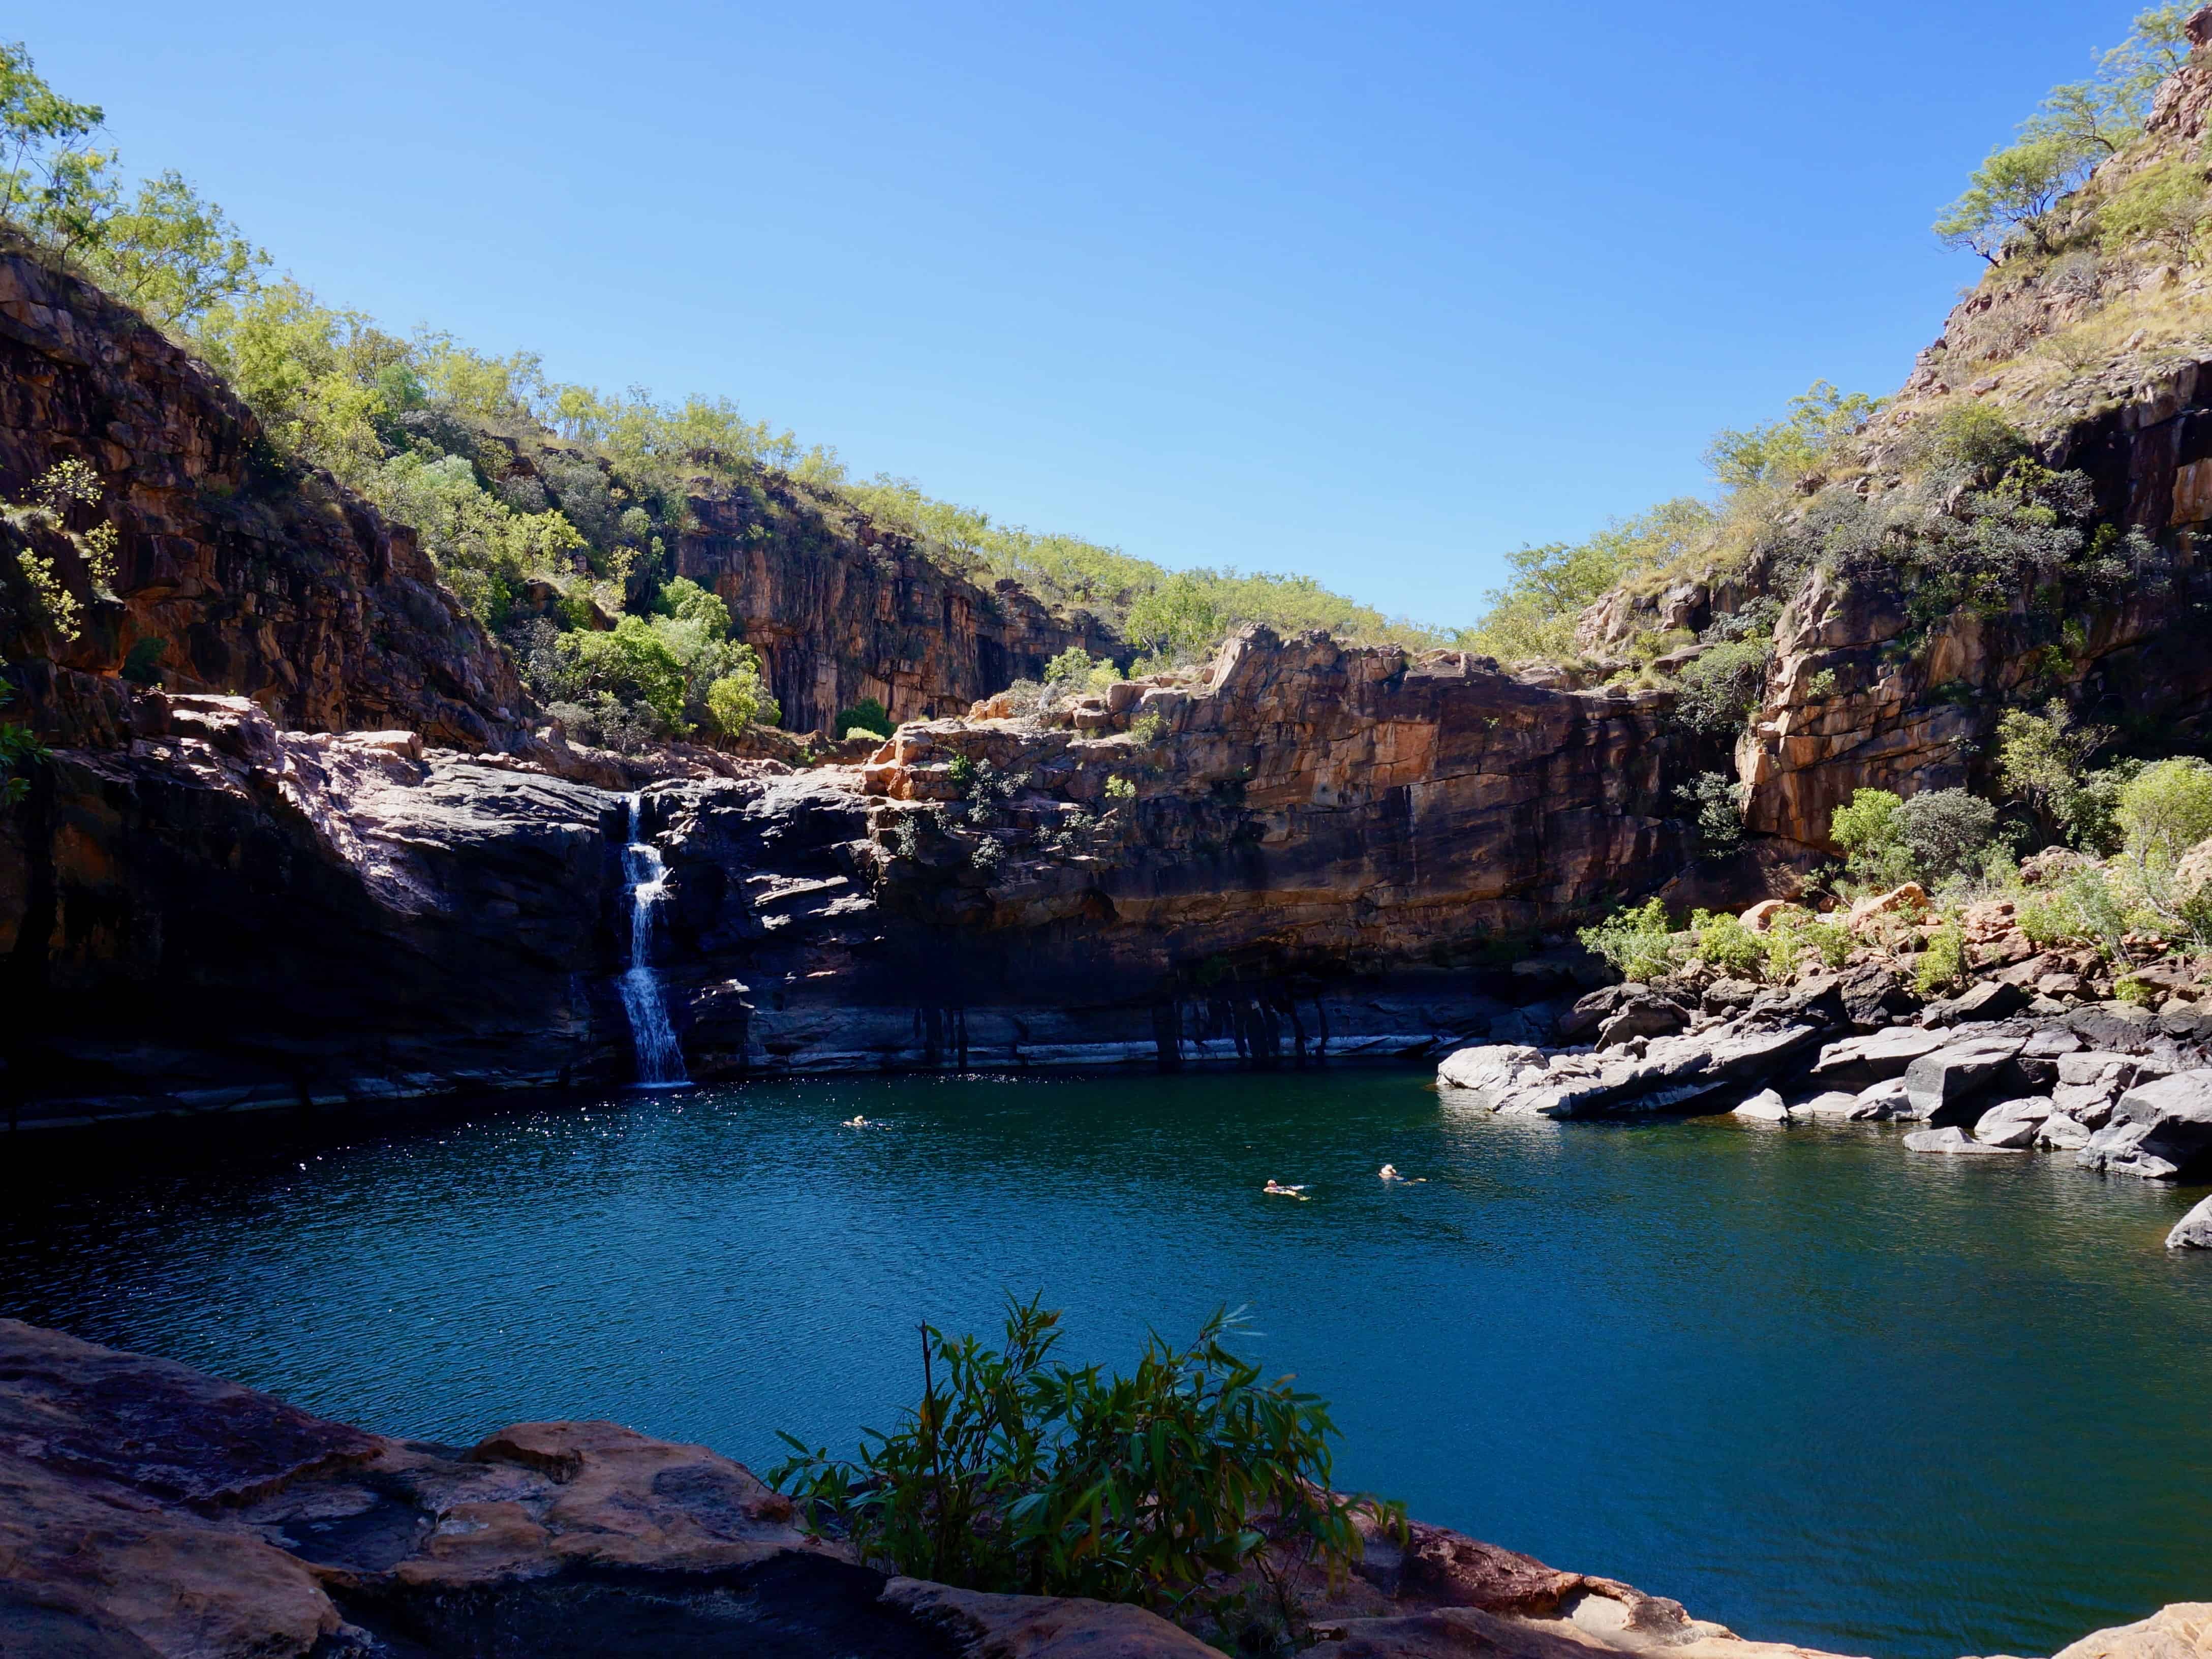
[771, 1299, 1400, 1628]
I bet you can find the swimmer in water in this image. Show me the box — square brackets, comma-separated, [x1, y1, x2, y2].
[842, 1115, 872, 1128]
[1262, 1179, 1310, 1200]
[1378, 1164, 1427, 1183]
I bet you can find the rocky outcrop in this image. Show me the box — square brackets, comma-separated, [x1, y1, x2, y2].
[0, 1318, 1867, 1659]
[5, 626, 1724, 1125]
[0, 251, 528, 751]
[677, 478, 1120, 735]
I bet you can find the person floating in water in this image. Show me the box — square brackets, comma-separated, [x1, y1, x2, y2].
[1378, 1164, 1427, 1183]
[1263, 1179, 1309, 1200]
[842, 1116, 872, 1128]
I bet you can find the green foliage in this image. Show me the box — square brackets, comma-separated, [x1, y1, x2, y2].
[1915, 916, 1967, 995]
[562, 617, 687, 734]
[770, 1298, 1400, 1623]
[118, 636, 164, 685]
[1897, 788, 2001, 883]
[1687, 908, 1763, 976]
[0, 44, 263, 328]
[1673, 770, 1747, 858]
[2117, 756, 2212, 865]
[367, 450, 586, 626]
[1460, 498, 1716, 663]
[2098, 155, 2209, 255]
[1702, 382, 1883, 490]
[1765, 910, 1851, 979]
[1578, 898, 1677, 982]
[2, 458, 118, 642]
[0, 671, 44, 804]
[1996, 700, 2125, 848]
[1671, 637, 1771, 739]
[1935, 137, 2096, 261]
[705, 661, 778, 735]
[1103, 774, 1137, 802]
[1044, 646, 1096, 685]
[1127, 711, 1167, 746]
[835, 696, 893, 738]
[1830, 788, 1915, 890]
[1936, 5, 2197, 262]
[2113, 971, 2157, 1005]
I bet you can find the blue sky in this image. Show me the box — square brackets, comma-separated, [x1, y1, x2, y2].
[34, 2, 2137, 625]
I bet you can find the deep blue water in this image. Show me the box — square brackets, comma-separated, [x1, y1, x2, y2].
[3, 1070, 2207, 1659]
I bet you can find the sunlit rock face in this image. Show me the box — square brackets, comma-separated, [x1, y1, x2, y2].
[677, 481, 1121, 735]
[0, 252, 528, 752]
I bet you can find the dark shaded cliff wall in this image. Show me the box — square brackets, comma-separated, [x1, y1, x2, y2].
[677, 478, 1120, 735]
[0, 252, 528, 750]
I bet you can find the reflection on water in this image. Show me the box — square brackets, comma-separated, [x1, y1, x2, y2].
[3, 1069, 2207, 1659]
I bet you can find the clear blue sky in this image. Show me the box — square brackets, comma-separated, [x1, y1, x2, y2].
[33, 2, 2137, 625]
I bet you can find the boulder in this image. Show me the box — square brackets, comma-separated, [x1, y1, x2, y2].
[1928, 979, 2029, 1024]
[1594, 996, 1690, 1050]
[1974, 1097, 2053, 1148]
[1440, 1018, 1822, 1119]
[1847, 882, 1928, 929]
[2069, 1003, 2159, 1053]
[2037, 1113, 2095, 1151]
[2052, 1602, 2212, 1659]
[2169, 1195, 2212, 1249]
[1558, 985, 1639, 1043]
[1436, 1044, 1548, 1109]
[1792, 1090, 1862, 1117]
[1702, 978, 1760, 1015]
[1732, 1089, 1790, 1121]
[1850, 1077, 1914, 1120]
[1903, 1126, 2017, 1155]
[1901, 1037, 2025, 1124]
[1809, 1026, 1951, 1086]
[2053, 1051, 2135, 1125]
[2077, 1070, 2212, 1180]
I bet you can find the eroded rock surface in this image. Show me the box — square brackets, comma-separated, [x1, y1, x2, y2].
[0, 1319, 1881, 1659]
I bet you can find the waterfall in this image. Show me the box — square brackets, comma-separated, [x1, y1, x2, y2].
[618, 794, 689, 1087]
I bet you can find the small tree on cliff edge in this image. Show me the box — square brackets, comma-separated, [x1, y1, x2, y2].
[1933, 5, 2198, 263]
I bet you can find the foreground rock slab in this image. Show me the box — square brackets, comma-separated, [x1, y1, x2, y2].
[0, 1319, 1899, 1659]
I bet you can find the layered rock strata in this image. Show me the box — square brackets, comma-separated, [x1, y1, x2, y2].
[0, 251, 527, 751]
[677, 480, 1122, 735]
[7, 623, 1707, 1124]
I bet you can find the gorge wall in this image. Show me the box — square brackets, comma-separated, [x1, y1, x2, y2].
[677, 478, 1121, 735]
[0, 250, 527, 753]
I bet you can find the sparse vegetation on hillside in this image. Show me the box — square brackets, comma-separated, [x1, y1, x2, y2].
[0, 37, 1442, 752]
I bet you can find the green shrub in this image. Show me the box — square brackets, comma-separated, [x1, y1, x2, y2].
[1103, 774, 1136, 802]
[1915, 918, 1966, 995]
[2113, 972, 2156, 1006]
[1688, 908, 1763, 976]
[1831, 788, 1914, 890]
[1898, 788, 2000, 883]
[1673, 771, 1747, 857]
[2016, 887, 2086, 946]
[1579, 899, 1677, 982]
[1127, 711, 1167, 746]
[1672, 638, 1770, 738]
[770, 1299, 1402, 1621]
[2118, 756, 2212, 866]
[835, 696, 894, 738]
[705, 665, 778, 734]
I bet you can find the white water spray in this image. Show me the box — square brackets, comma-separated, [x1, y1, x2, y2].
[618, 794, 689, 1087]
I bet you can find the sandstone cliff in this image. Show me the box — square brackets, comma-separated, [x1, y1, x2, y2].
[0, 251, 528, 752]
[677, 475, 1121, 734]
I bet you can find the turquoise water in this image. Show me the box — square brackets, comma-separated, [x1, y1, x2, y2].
[3, 1070, 2208, 1659]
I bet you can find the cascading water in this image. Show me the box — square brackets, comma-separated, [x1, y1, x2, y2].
[617, 794, 689, 1087]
